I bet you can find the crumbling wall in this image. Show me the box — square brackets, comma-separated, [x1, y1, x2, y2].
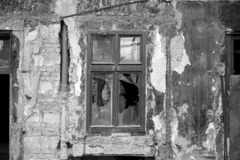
[172, 2, 225, 159]
[62, 0, 176, 158]
[1, 0, 240, 160]
[0, 1, 61, 159]
[22, 24, 61, 160]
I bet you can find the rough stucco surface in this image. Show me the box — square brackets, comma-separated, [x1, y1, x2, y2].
[1, 0, 240, 160]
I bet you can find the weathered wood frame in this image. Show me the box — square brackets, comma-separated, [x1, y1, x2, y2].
[86, 31, 146, 133]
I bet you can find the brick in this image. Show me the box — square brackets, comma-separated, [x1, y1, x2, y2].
[43, 113, 60, 124]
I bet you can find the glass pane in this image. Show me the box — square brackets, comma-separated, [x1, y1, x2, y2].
[0, 40, 10, 67]
[119, 73, 140, 126]
[92, 36, 113, 62]
[120, 37, 140, 63]
[91, 73, 112, 126]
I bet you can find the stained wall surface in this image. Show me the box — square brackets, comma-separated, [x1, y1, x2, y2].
[0, 0, 240, 160]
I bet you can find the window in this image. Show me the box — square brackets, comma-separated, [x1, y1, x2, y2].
[87, 31, 146, 133]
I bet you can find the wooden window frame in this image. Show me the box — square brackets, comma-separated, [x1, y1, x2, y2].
[86, 31, 146, 133]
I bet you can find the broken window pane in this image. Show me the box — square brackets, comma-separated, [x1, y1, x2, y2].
[120, 37, 140, 63]
[92, 36, 113, 63]
[91, 73, 112, 126]
[0, 40, 10, 67]
[118, 73, 140, 126]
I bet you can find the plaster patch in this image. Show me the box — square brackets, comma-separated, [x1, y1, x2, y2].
[212, 77, 220, 111]
[64, 18, 82, 96]
[203, 122, 217, 151]
[25, 27, 39, 42]
[39, 81, 53, 94]
[26, 114, 40, 123]
[174, 135, 191, 150]
[68, 111, 80, 129]
[40, 25, 50, 38]
[43, 113, 60, 124]
[33, 55, 43, 66]
[172, 1, 182, 30]
[171, 108, 178, 145]
[44, 53, 60, 66]
[171, 33, 191, 74]
[152, 110, 166, 141]
[152, 115, 163, 132]
[150, 27, 166, 93]
[22, 73, 32, 96]
[32, 38, 42, 54]
[212, 86, 216, 92]
[177, 103, 189, 118]
[49, 24, 60, 39]
[216, 95, 223, 122]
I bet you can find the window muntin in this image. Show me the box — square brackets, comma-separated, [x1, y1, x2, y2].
[87, 31, 146, 133]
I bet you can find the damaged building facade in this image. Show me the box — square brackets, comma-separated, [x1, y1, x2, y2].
[1, 0, 240, 160]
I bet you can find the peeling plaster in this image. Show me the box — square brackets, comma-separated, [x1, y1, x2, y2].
[150, 27, 166, 93]
[171, 33, 191, 74]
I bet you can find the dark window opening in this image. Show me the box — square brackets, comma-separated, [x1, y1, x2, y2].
[0, 31, 10, 160]
[0, 74, 9, 160]
[68, 156, 155, 160]
[234, 39, 240, 75]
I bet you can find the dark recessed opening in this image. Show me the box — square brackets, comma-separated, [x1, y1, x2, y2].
[0, 74, 9, 160]
[71, 156, 155, 160]
[234, 39, 240, 75]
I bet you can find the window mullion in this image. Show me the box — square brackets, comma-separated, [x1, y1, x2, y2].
[112, 33, 119, 128]
[112, 71, 118, 127]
